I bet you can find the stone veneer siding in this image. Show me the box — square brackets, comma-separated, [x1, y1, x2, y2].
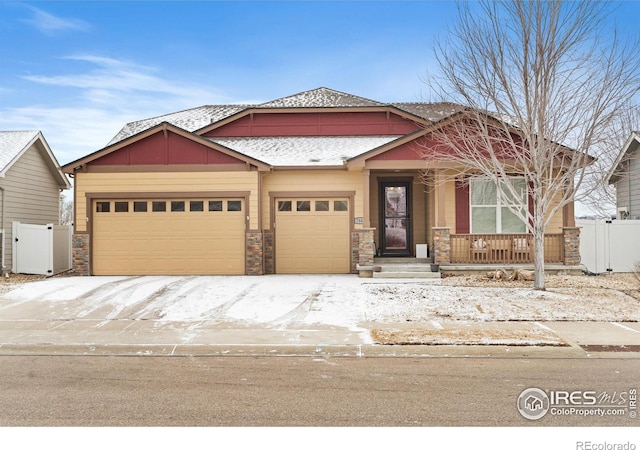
[433, 227, 451, 265]
[72, 233, 90, 275]
[562, 227, 581, 266]
[263, 230, 274, 274]
[352, 228, 375, 272]
[245, 232, 264, 275]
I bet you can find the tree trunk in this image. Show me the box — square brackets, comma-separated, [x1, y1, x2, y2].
[533, 227, 545, 290]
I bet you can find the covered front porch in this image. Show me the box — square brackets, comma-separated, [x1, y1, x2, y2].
[354, 167, 581, 276]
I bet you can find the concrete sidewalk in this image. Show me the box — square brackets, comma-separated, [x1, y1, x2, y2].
[1, 316, 639, 358]
[0, 275, 639, 358]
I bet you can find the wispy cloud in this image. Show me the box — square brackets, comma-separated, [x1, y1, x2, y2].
[7, 54, 234, 162]
[22, 5, 91, 35]
[23, 55, 215, 102]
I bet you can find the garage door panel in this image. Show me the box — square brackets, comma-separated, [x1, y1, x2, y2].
[275, 197, 350, 274]
[93, 198, 245, 275]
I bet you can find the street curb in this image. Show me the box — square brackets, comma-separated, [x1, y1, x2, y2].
[0, 343, 593, 358]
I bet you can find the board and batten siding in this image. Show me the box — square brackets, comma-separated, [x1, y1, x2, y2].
[0, 143, 61, 271]
[74, 171, 260, 232]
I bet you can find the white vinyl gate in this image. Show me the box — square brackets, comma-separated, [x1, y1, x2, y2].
[576, 219, 640, 273]
[12, 222, 72, 276]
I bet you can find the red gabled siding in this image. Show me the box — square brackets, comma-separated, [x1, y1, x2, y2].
[369, 140, 423, 160]
[91, 130, 244, 166]
[203, 111, 420, 137]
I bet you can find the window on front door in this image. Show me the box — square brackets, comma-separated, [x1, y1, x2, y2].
[470, 178, 527, 233]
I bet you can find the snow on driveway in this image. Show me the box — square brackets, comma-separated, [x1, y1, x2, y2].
[0, 275, 369, 330]
[2, 275, 639, 328]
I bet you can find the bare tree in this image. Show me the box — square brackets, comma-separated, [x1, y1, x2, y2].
[426, 0, 640, 289]
[580, 105, 640, 218]
[59, 195, 74, 226]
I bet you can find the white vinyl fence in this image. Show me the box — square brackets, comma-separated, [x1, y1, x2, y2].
[576, 219, 640, 273]
[12, 222, 72, 276]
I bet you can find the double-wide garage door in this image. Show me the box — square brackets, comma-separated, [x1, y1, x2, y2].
[275, 198, 350, 274]
[92, 198, 245, 275]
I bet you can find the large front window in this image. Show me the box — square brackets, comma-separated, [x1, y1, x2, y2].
[470, 178, 527, 233]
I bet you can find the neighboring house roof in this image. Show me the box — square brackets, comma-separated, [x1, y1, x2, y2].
[209, 135, 402, 167]
[606, 131, 640, 185]
[0, 131, 70, 189]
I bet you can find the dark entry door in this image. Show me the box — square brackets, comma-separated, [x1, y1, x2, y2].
[380, 181, 411, 255]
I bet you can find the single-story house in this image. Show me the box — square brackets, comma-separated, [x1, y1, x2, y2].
[0, 131, 71, 273]
[606, 131, 640, 220]
[62, 87, 580, 276]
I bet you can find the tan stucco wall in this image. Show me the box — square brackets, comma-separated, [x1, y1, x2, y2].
[74, 170, 260, 232]
[261, 170, 363, 230]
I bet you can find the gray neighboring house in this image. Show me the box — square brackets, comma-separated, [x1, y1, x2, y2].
[0, 131, 71, 273]
[607, 131, 640, 220]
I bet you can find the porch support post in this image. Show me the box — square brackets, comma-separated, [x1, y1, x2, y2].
[562, 227, 581, 266]
[363, 169, 371, 228]
[563, 201, 576, 227]
[433, 227, 451, 264]
[435, 169, 447, 227]
[352, 228, 375, 273]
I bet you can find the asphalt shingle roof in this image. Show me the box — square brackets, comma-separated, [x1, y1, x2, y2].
[107, 88, 462, 147]
[209, 135, 402, 167]
[258, 87, 385, 108]
[0, 130, 39, 172]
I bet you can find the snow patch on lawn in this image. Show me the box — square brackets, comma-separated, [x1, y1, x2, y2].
[363, 284, 640, 322]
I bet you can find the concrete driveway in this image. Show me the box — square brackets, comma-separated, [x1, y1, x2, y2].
[1, 274, 639, 357]
[0, 275, 374, 351]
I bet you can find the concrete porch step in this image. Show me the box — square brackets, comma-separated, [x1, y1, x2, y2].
[377, 264, 436, 273]
[372, 261, 441, 279]
[372, 271, 441, 279]
[358, 258, 441, 279]
[374, 257, 431, 264]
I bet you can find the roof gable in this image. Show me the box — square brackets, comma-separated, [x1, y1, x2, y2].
[0, 130, 70, 189]
[63, 123, 270, 172]
[0, 131, 40, 172]
[607, 131, 640, 185]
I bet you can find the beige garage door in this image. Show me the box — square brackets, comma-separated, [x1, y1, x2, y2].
[92, 198, 245, 275]
[275, 198, 350, 274]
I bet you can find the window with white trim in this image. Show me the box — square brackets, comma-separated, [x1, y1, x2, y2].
[470, 178, 527, 233]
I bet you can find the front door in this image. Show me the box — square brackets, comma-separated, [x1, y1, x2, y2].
[380, 181, 411, 255]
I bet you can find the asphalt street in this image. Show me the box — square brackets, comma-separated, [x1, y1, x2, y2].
[1, 355, 638, 427]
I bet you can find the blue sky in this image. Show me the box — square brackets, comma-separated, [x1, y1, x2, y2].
[0, 0, 458, 164]
[1, 0, 639, 167]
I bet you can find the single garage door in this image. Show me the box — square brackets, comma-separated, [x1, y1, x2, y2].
[275, 198, 350, 274]
[92, 198, 245, 275]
